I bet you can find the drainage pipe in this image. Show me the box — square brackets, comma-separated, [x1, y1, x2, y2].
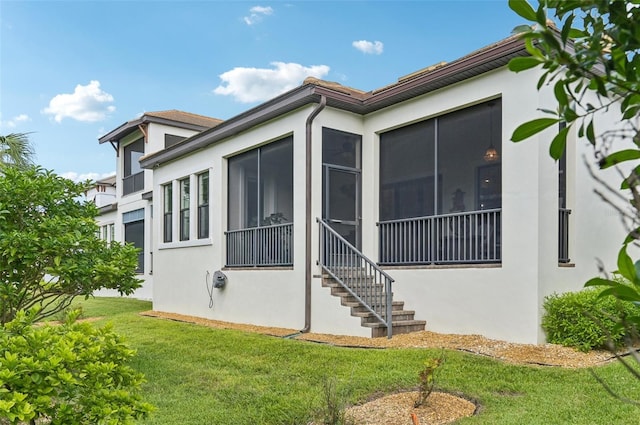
[301, 95, 326, 334]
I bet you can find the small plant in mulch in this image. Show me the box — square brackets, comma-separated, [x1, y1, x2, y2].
[315, 376, 354, 425]
[414, 353, 445, 408]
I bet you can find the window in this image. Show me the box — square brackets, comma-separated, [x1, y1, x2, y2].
[109, 223, 115, 242]
[163, 183, 173, 243]
[123, 139, 144, 195]
[161, 171, 210, 246]
[165, 134, 186, 149]
[180, 178, 190, 241]
[123, 209, 145, 273]
[380, 99, 502, 220]
[198, 172, 209, 239]
[228, 136, 293, 230]
[227, 136, 293, 267]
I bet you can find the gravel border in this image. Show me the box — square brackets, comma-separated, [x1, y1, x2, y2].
[140, 310, 617, 368]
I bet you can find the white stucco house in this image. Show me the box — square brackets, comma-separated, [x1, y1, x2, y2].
[95, 110, 223, 300]
[127, 34, 625, 344]
[88, 174, 117, 250]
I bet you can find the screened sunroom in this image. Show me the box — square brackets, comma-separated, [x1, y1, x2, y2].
[378, 99, 502, 265]
[225, 136, 294, 267]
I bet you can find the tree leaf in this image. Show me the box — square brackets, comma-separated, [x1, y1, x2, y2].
[549, 126, 570, 160]
[600, 149, 640, 169]
[617, 246, 637, 282]
[512, 24, 533, 34]
[584, 277, 616, 287]
[554, 80, 568, 105]
[585, 119, 595, 145]
[600, 285, 640, 303]
[568, 28, 587, 39]
[509, 0, 537, 21]
[511, 118, 560, 142]
[508, 56, 543, 72]
[561, 15, 574, 44]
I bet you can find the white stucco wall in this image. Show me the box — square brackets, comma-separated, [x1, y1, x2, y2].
[153, 109, 308, 330]
[149, 65, 628, 343]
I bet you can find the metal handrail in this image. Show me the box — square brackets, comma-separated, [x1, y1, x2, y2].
[318, 218, 394, 338]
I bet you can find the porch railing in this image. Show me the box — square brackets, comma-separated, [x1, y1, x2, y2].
[225, 223, 293, 267]
[559, 208, 571, 263]
[378, 209, 501, 265]
[318, 218, 394, 338]
[122, 171, 144, 196]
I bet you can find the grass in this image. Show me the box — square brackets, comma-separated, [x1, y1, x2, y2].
[72, 297, 640, 424]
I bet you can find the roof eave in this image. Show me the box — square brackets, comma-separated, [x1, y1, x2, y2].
[361, 35, 528, 113]
[140, 85, 320, 169]
[98, 115, 215, 144]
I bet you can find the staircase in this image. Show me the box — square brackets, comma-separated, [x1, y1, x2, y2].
[318, 218, 426, 338]
[321, 274, 426, 337]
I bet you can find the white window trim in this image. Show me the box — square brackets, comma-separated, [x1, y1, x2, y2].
[159, 168, 212, 249]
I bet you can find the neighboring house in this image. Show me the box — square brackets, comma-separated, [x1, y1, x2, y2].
[95, 110, 223, 300]
[137, 34, 625, 344]
[87, 174, 117, 246]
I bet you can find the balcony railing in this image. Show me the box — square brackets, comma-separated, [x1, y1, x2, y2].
[559, 208, 571, 263]
[378, 209, 501, 265]
[225, 223, 293, 267]
[122, 171, 144, 196]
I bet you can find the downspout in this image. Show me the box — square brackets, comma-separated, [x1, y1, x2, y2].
[301, 95, 326, 334]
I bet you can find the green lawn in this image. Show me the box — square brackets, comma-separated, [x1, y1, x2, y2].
[74, 297, 640, 424]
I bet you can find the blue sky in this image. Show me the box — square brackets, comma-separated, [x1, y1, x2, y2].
[1, 0, 526, 181]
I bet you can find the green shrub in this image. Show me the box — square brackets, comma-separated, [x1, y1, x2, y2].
[542, 288, 638, 352]
[0, 309, 154, 424]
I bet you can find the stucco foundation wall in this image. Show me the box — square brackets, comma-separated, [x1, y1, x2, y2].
[387, 267, 538, 343]
[153, 244, 306, 328]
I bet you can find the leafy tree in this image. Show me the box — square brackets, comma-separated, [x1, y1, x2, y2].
[508, 0, 640, 396]
[0, 309, 153, 424]
[0, 133, 35, 169]
[0, 166, 141, 324]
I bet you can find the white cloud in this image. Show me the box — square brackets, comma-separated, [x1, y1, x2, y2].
[213, 62, 330, 103]
[60, 171, 115, 183]
[244, 5, 274, 25]
[43, 80, 115, 123]
[1, 113, 31, 129]
[352, 40, 384, 55]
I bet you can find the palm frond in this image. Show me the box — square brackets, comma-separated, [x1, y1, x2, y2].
[0, 132, 35, 168]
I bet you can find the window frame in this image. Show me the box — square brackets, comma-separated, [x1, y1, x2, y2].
[197, 171, 210, 239]
[179, 177, 190, 241]
[159, 169, 212, 249]
[163, 183, 173, 243]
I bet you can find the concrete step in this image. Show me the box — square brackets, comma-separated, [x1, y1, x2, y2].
[345, 300, 404, 312]
[329, 284, 385, 296]
[365, 320, 427, 338]
[321, 269, 425, 338]
[353, 309, 417, 324]
[340, 293, 392, 306]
